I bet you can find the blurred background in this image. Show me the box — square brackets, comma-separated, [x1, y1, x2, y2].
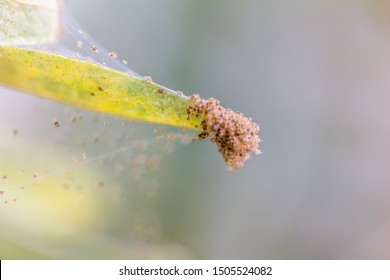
[1, 0, 390, 259]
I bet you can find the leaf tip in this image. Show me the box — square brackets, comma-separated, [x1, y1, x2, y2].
[187, 94, 261, 170]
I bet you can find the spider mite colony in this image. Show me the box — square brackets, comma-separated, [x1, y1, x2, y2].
[0, 4, 261, 204]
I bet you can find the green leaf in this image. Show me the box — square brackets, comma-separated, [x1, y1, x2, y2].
[0, 0, 261, 169]
[0, 46, 200, 129]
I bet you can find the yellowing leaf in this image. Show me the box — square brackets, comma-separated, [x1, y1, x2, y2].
[0, 46, 200, 129]
[0, 1, 261, 170]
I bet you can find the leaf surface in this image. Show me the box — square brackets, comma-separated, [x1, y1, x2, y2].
[0, 46, 199, 129]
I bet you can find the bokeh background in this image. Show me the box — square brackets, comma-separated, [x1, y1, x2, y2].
[1, 0, 390, 259]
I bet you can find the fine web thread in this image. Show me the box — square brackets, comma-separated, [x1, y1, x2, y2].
[0, 110, 195, 203]
[0, 10, 195, 204]
[60, 9, 142, 78]
[39, 9, 186, 99]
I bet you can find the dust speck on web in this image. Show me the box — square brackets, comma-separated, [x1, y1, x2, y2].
[0, 9, 197, 258]
[0, 88, 195, 205]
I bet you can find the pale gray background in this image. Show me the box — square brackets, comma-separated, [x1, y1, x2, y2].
[67, 0, 390, 259]
[1, 0, 390, 259]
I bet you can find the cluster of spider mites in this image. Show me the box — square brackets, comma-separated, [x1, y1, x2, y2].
[186, 94, 261, 170]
